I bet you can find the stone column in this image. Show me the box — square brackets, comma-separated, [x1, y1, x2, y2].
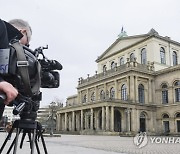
[102, 107, 105, 130]
[78, 91, 82, 104]
[64, 112, 67, 131]
[115, 80, 118, 99]
[126, 76, 130, 100]
[56, 113, 59, 131]
[151, 79, 155, 103]
[95, 86, 98, 101]
[121, 111, 125, 132]
[111, 106, 114, 131]
[130, 75, 135, 101]
[150, 111, 156, 133]
[85, 112, 87, 129]
[62, 115, 64, 131]
[131, 109, 138, 133]
[87, 89, 89, 103]
[72, 111, 75, 131]
[169, 87, 173, 104]
[96, 111, 99, 130]
[58, 113, 61, 131]
[69, 115, 72, 131]
[104, 83, 107, 99]
[75, 113, 79, 131]
[135, 76, 138, 102]
[106, 106, 110, 131]
[78, 113, 81, 131]
[148, 79, 152, 104]
[90, 108, 94, 130]
[125, 108, 131, 132]
[81, 110, 83, 130]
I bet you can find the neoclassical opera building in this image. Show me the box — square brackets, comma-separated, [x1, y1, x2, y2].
[56, 28, 180, 135]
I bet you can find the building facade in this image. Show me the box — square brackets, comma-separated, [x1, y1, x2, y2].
[56, 29, 180, 135]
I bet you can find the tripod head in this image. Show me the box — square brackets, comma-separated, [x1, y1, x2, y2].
[0, 93, 41, 121]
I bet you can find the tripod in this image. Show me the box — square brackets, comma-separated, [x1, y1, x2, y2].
[0, 119, 48, 154]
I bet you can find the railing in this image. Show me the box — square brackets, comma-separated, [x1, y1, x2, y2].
[78, 61, 154, 86]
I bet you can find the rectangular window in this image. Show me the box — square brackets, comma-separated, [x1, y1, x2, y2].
[177, 120, 180, 132]
[163, 121, 170, 133]
[175, 88, 180, 102]
[162, 91, 168, 104]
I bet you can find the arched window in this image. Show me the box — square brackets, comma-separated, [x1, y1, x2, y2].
[111, 61, 116, 69]
[91, 92, 95, 102]
[175, 81, 180, 102]
[162, 84, 168, 104]
[175, 112, 180, 132]
[103, 65, 107, 73]
[141, 48, 147, 64]
[160, 47, 166, 64]
[121, 84, 127, 101]
[110, 87, 115, 99]
[176, 113, 180, 118]
[120, 57, 124, 65]
[162, 113, 170, 133]
[173, 51, 178, 66]
[100, 90, 105, 100]
[138, 84, 145, 104]
[140, 112, 146, 132]
[162, 114, 169, 119]
[130, 53, 135, 61]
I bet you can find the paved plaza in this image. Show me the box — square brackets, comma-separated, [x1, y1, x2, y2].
[0, 133, 180, 154]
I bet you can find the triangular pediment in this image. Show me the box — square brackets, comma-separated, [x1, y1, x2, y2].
[96, 34, 149, 62]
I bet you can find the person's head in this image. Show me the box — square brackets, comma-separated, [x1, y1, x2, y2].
[9, 19, 32, 46]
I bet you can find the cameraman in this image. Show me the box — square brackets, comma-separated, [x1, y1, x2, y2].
[0, 19, 18, 119]
[0, 19, 32, 119]
[9, 19, 32, 47]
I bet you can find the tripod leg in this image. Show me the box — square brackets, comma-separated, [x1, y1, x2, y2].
[7, 137, 16, 154]
[13, 127, 21, 154]
[7, 129, 22, 154]
[37, 122, 48, 154]
[40, 133, 48, 154]
[30, 129, 36, 154]
[27, 131, 33, 149]
[0, 126, 14, 153]
[35, 137, 40, 154]
[20, 130, 26, 149]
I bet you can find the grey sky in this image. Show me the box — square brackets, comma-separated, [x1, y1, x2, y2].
[1, 0, 180, 107]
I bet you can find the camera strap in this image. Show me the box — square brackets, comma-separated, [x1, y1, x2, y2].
[11, 41, 33, 96]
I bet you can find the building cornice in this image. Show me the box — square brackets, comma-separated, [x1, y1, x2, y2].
[57, 100, 157, 114]
[154, 64, 180, 76]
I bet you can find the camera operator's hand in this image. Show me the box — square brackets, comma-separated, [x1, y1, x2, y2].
[0, 81, 18, 105]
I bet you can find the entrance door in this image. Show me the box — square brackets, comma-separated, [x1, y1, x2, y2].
[114, 110, 121, 132]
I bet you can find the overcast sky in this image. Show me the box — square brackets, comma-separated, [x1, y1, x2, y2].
[1, 0, 180, 107]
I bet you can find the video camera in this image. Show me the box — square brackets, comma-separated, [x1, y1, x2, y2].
[0, 39, 62, 120]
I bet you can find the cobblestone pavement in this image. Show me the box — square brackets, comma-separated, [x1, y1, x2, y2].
[1, 133, 180, 154]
